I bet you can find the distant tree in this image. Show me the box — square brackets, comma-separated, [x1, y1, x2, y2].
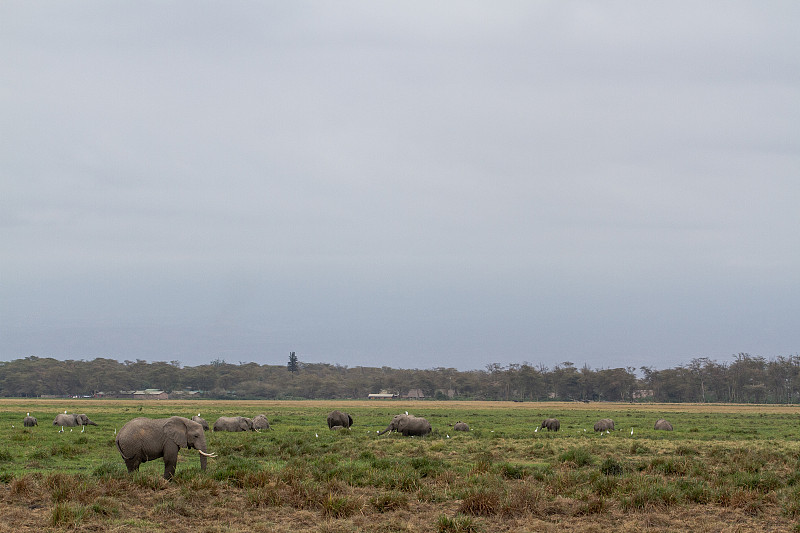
[287, 352, 299, 377]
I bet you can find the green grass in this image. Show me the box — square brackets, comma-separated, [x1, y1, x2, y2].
[2, 400, 800, 530]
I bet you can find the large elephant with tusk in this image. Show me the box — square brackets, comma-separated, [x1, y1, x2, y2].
[116, 416, 216, 480]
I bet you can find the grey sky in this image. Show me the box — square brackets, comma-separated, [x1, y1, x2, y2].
[2, 2, 799, 371]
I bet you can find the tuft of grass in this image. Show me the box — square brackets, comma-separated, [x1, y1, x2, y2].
[51, 502, 86, 528]
[459, 489, 501, 516]
[321, 492, 361, 518]
[370, 490, 409, 512]
[559, 447, 594, 467]
[437, 514, 482, 533]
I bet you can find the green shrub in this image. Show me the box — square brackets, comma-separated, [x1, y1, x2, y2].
[559, 447, 594, 467]
[599, 457, 623, 476]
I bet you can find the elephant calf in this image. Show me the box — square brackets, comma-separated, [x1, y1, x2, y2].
[327, 410, 353, 429]
[213, 416, 254, 432]
[191, 415, 209, 431]
[594, 418, 615, 432]
[116, 416, 216, 480]
[253, 414, 271, 430]
[541, 418, 560, 432]
[23, 416, 38, 427]
[53, 413, 97, 427]
[453, 421, 469, 431]
[654, 418, 673, 431]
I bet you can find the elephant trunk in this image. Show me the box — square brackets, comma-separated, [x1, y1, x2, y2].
[87, 421, 98, 426]
[377, 425, 392, 435]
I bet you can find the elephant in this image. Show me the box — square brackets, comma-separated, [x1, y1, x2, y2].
[327, 410, 353, 429]
[191, 415, 209, 431]
[378, 414, 431, 437]
[116, 416, 216, 480]
[23, 415, 38, 427]
[453, 422, 469, 431]
[53, 413, 97, 427]
[252, 414, 271, 430]
[594, 418, 615, 432]
[213, 416, 254, 432]
[654, 418, 673, 431]
[541, 418, 560, 432]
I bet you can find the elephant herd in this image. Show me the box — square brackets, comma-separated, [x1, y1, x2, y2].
[18, 409, 675, 481]
[538, 417, 674, 433]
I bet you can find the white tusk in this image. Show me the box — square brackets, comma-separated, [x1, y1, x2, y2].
[198, 450, 217, 457]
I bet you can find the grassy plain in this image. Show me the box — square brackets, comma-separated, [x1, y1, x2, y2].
[1, 399, 800, 532]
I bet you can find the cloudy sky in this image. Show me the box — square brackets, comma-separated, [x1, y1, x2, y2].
[2, 2, 798, 371]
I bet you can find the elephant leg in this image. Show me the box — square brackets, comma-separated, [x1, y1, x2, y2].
[163, 446, 178, 480]
[124, 458, 141, 472]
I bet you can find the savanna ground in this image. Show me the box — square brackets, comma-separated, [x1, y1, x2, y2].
[2, 400, 800, 532]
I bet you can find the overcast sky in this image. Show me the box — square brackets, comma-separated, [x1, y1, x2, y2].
[2, 2, 798, 371]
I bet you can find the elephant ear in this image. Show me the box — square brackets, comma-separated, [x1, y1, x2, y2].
[165, 418, 189, 448]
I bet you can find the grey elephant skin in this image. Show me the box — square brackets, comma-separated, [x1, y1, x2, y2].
[453, 422, 469, 431]
[253, 414, 271, 430]
[191, 415, 209, 431]
[594, 418, 614, 432]
[116, 416, 215, 479]
[53, 413, 97, 427]
[327, 410, 353, 429]
[378, 414, 431, 437]
[24, 416, 38, 427]
[654, 418, 673, 431]
[541, 418, 560, 431]
[213, 416, 254, 432]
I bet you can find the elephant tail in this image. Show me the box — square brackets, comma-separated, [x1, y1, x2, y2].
[116, 438, 133, 461]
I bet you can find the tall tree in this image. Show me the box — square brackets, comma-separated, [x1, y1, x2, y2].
[287, 352, 299, 378]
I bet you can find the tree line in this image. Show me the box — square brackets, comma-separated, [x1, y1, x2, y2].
[0, 353, 798, 403]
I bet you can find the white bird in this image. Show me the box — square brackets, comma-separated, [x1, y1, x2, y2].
[64, 410, 68, 414]
[198, 413, 201, 417]
[606, 430, 610, 434]
[315, 433, 318, 438]
[11, 425, 14, 428]
[534, 427, 538, 433]
[114, 428, 117, 434]
[631, 428, 634, 436]
[583, 429, 586, 432]
[70, 428, 73, 432]
[27, 412, 30, 416]
[491, 430, 494, 433]
[405, 411, 409, 415]
[81, 426, 85, 433]
[59, 427, 64, 433]
[446, 434, 450, 439]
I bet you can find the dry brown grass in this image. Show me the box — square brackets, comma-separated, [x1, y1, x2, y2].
[0, 475, 797, 533]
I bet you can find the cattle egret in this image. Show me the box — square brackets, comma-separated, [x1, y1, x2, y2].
[583, 429, 587, 432]
[405, 411, 409, 415]
[606, 430, 610, 434]
[315, 433, 318, 438]
[534, 427, 538, 433]
[446, 434, 450, 439]
[27, 413, 30, 416]
[70, 428, 73, 432]
[81, 426, 85, 433]
[631, 428, 634, 436]
[65, 410, 68, 414]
